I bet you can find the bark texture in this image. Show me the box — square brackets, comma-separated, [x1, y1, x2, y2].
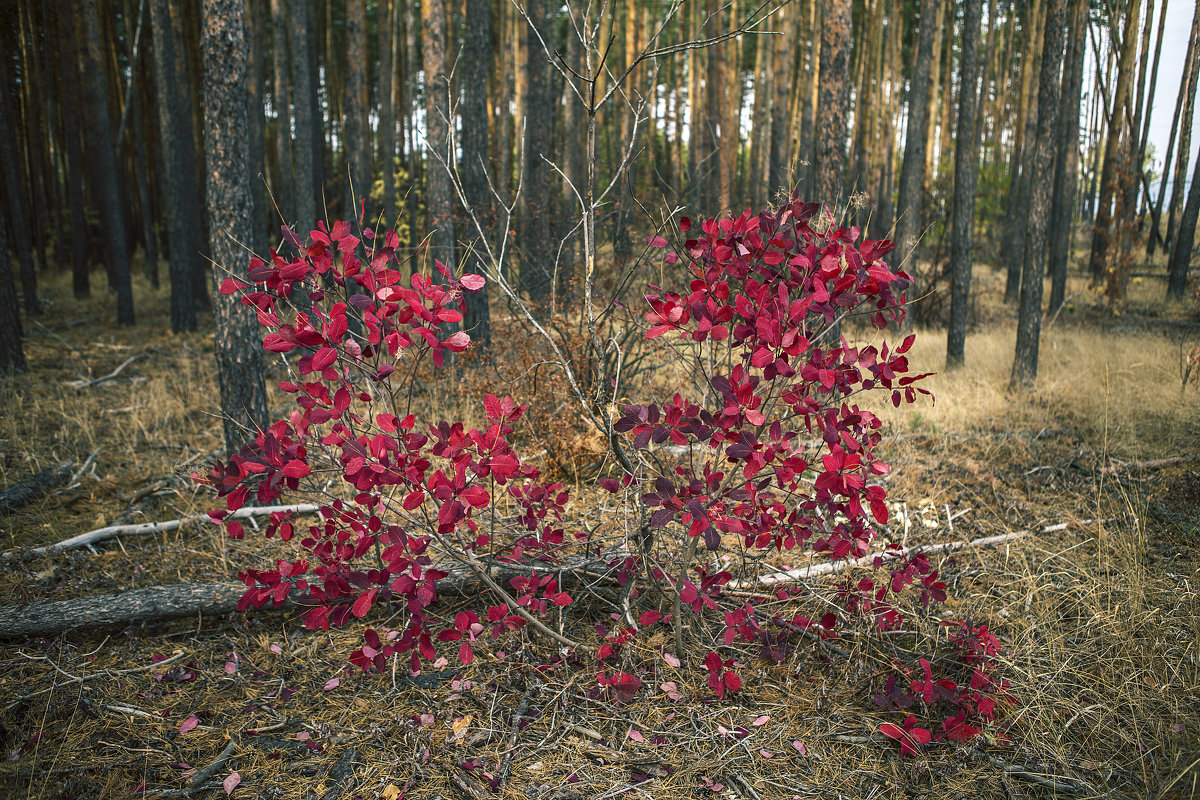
[814, 0, 852, 207]
[1047, 0, 1087, 313]
[1011, 0, 1068, 389]
[201, 0, 271, 452]
[0, 558, 612, 639]
[946, 0, 983, 369]
[1168, 131, 1200, 297]
[423, 0, 456, 287]
[894, 0, 938, 268]
[461, 0, 492, 348]
[150, 0, 204, 332]
[0, 220, 25, 374]
[517, 0, 553, 302]
[81, 0, 135, 326]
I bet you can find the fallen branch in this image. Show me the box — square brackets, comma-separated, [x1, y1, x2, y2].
[0, 462, 75, 514]
[189, 738, 237, 789]
[65, 353, 147, 389]
[729, 519, 1106, 590]
[1, 503, 321, 560]
[1100, 455, 1190, 475]
[0, 557, 613, 639]
[971, 749, 1093, 794]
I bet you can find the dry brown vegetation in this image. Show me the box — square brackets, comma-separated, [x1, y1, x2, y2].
[1, 264, 1198, 800]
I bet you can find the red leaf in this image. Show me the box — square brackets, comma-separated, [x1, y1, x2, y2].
[460, 273, 485, 291]
[311, 347, 337, 371]
[351, 589, 376, 618]
[179, 715, 200, 735]
[223, 772, 241, 796]
[282, 460, 310, 479]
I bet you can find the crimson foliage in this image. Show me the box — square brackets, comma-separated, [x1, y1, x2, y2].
[202, 201, 1012, 757]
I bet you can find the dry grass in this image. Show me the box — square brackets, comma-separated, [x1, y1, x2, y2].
[0, 266, 1198, 799]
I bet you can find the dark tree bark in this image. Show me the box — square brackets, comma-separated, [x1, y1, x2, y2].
[49, 2, 90, 299]
[1011, 0, 1068, 390]
[81, 0, 135, 326]
[200, 0, 270, 452]
[1149, 2, 1197, 257]
[0, 220, 25, 374]
[287, 0, 316, 232]
[894, 0, 938, 268]
[150, 0, 206, 332]
[1165, 3, 1200, 279]
[269, 0, 294, 219]
[0, 29, 40, 316]
[946, 0, 983, 369]
[344, 0, 370, 217]
[1168, 128, 1200, 297]
[516, 0, 553, 302]
[1086, 0, 1144, 284]
[814, 0, 852, 207]
[377, 0, 396, 218]
[1048, 0, 1087, 313]
[0, 555, 613, 639]
[423, 0, 456, 288]
[0, 583, 251, 639]
[245, 0, 268, 255]
[460, 0, 492, 350]
[1003, 0, 1043, 304]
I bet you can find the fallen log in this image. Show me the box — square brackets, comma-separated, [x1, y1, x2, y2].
[0, 462, 75, 515]
[0, 557, 613, 639]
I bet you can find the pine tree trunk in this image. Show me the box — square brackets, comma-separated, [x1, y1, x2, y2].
[1164, 5, 1200, 259]
[50, 1, 90, 299]
[894, 0, 937, 268]
[1003, 0, 1044, 304]
[461, 0, 492, 348]
[344, 0, 369, 217]
[0, 220, 24, 374]
[244, 0, 267, 255]
[1048, 0, 1087, 313]
[769, 3, 792, 195]
[423, 0, 456, 282]
[946, 0, 982, 369]
[1168, 128, 1200, 297]
[149, 0, 204, 332]
[377, 0, 396, 219]
[814, 0, 851, 208]
[1011, 0, 1068, 390]
[1148, 1, 1196, 256]
[0, 34, 40, 316]
[268, 0, 293, 218]
[1138, 0, 1170, 244]
[81, 0, 135, 326]
[517, 0, 553, 302]
[1086, 0, 1144, 284]
[200, 0, 271, 453]
[287, 0, 316, 231]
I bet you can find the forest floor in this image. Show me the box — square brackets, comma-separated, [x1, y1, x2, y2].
[1, 261, 1198, 800]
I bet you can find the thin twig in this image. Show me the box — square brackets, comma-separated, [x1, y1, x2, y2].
[65, 353, 147, 389]
[2, 503, 321, 560]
